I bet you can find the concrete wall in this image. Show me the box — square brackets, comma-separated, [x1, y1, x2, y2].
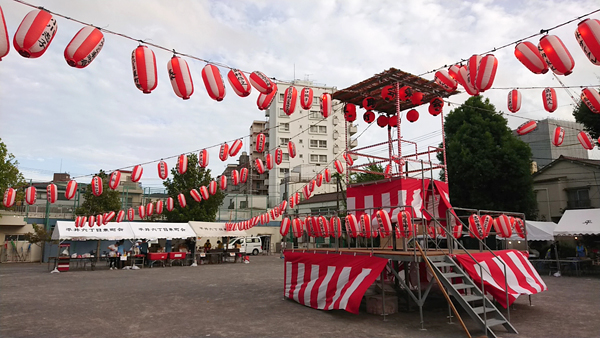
[0, 215, 43, 262]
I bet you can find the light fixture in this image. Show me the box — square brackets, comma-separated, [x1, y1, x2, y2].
[508, 241, 512, 244]
[575, 236, 578, 240]
[518, 241, 521, 244]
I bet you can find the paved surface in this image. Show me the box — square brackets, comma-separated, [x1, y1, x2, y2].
[1, 255, 599, 338]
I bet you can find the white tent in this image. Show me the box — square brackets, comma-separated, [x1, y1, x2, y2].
[502, 221, 556, 241]
[555, 209, 600, 235]
[129, 222, 196, 240]
[52, 221, 136, 240]
[189, 221, 248, 238]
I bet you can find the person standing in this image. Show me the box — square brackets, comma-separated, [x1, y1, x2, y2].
[204, 240, 212, 253]
[108, 242, 118, 270]
[576, 242, 587, 259]
[280, 239, 286, 259]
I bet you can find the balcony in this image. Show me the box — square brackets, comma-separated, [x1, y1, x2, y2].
[350, 139, 358, 148]
[349, 124, 358, 135]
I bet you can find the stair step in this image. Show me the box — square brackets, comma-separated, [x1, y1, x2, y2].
[452, 283, 474, 290]
[485, 318, 507, 327]
[473, 306, 495, 315]
[462, 294, 482, 302]
[432, 261, 454, 267]
[442, 272, 464, 278]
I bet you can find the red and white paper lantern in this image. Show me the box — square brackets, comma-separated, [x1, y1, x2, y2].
[13, 10, 57, 58]
[265, 153, 274, 170]
[0, 6, 9, 60]
[156, 200, 164, 214]
[255, 158, 265, 174]
[178, 193, 187, 208]
[231, 169, 240, 186]
[577, 131, 594, 150]
[46, 184, 57, 204]
[474, 54, 498, 92]
[220, 175, 227, 191]
[320, 93, 332, 118]
[96, 214, 103, 226]
[581, 88, 600, 114]
[146, 202, 154, 217]
[109, 171, 121, 190]
[209, 181, 217, 195]
[538, 35, 575, 76]
[86, 215, 95, 227]
[64, 26, 104, 68]
[334, 160, 344, 174]
[434, 70, 457, 92]
[167, 197, 174, 211]
[255, 133, 266, 153]
[201, 64, 226, 101]
[376, 209, 392, 237]
[384, 164, 392, 178]
[288, 141, 296, 158]
[361, 214, 373, 238]
[345, 214, 359, 238]
[316, 173, 323, 187]
[300, 87, 314, 110]
[116, 210, 125, 223]
[200, 186, 210, 200]
[227, 69, 251, 97]
[330, 216, 342, 238]
[513, 218, 526, 239]
[309, 179, 316, 192]
[131, 45, 158, 94]
[91, 176, 103, 197]
[292, 218, 304, 238]
[344, 103, 357, 122]
[280, 217, 291, 237]
[514, 41, 548, 74]
[493, 214, 513, 238]
[516, 120, 537, 136]
[3, 188, 15, 208]
[177, 154, 188, 175]
[240, 168, 248, 183]
[552, 126, 565, 146]
[467, 54, 482, 88]
[199, 149, 209, 168]
[542, 87, 558, 113]
[127, 208, 134, 221]
[105, 211, 115, 223]
[65, 180, 77, 200]
[229, 139, 243, 157]
[429, 97, 444, 116]
[468, 214, 493, 239]
[396, 210, 414, 238]
[302, 184, 311, 200]
[507, 89, 521, 113]
[131, 165, 143, 182]
[157, 161, 168, 180]
[283, 86, 298, 116]
[138, 205, 145, 219]
[219, 143, 229, 161]
[249, 71, 274, 94]
[275, 148, 283, 165]
[575, 18, 600, 66]
[343, 152, 354, 166]
[456, 66, 479, 96]
[257, 83, 278, 110]
[324, 168, 331, 183]
[167, 56, 194, 99]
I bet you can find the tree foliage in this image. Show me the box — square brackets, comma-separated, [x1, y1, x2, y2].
[0, 138, 26, 211]
[350, 162, 385, 184]
[163, 153, 225, 222]
[24, 223, 53, 246]
[572, 98, 600, 141]
[75, 170, 122, 215]
[438, 96, 537, 218]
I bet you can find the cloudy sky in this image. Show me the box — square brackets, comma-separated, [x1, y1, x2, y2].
[1, 0, 599, 189]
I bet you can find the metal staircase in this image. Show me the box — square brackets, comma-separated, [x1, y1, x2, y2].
[428, 255, 518, 338]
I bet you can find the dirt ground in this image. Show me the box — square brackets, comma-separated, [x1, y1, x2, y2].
[1, 255, 599, 338]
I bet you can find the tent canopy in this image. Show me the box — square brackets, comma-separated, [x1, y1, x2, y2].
[189, 222, 248, 238]
[129, 222, 196, 240]
[52, 221, 136, 241]
[502, 221, 556, 241]
[555, 209, 600, 235]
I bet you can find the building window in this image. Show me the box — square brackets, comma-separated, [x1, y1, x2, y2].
[279, 93, 284, 102]
[280, 123, 289, 132]
[279, 168, 290, 177]
[310, 154, 319, 162]
[240, 201, 248, 208]
[309, 111, 320, 119]
[313, 96, 319, 106]
[279, 108, 289, 117]
[280, 138, 290, 146]
[319, 126, 326, 133]
[319, 155, 327, 163]
[319, 140, 327, 148]
[567, 188, 590, 209]
[282, 153, 290, 161]
[309, 139, 318, 148]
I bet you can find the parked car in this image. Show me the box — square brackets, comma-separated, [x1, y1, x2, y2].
[227, 237, 263, 255]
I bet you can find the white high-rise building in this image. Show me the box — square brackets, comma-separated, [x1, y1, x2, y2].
[261, 80, 358, 207]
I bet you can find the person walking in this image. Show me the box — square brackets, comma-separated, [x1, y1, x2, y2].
[108, 242, 118, 270]
[280, 239, 286, 259]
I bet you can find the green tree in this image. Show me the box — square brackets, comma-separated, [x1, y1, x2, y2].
[0, 138, 26, 212]
[163, 153, 225, 222]
[437, 96, 537, 218]
[75, 170, 122, 215]
[573, 96, 600, 141]
[350, 162, 385, 184]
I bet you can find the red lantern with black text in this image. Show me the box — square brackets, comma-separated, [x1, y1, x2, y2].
[552, 126, 565, 146]
[283, 86, 297, 115]
[219, 143, 229, 161]
[275, 148, 283, 165]
[581, 88, 600, 114]
[249, 71, 274, 94]
[109, 171, 121, 190]
[538, 35, 575, 76]
[398, 86, 413, 101]
[515, 41, 548, 74]
[201, 64, 226, 101]
[91, 176, 103, 197]
[363, 111, 375, 123]
[131, 165, 143, 182]
[255, 133, 266, 153]
[167, 56, 194, 99]
[381, 85, 396, 101]
[345, 214, 359, 238]
[240, 168, 248, 183]
[362, 97, 376, 110]
[517, 120, 537, 135]
[300, 87, 313, 110]
[542, 87, 558, 112]
[199, 149, 209, 168]
[13, 10, 57, 58]
[64, 26, 104, 68]
[46, 184, 57, 204]
[575, 18, 600, 66]
[132, 45, 158, 94]
[158, 161, 168, 180]
[428, 97, 444, 116]
[227, 69, 251, 97]
[434, 70, 457, 92]
[265, 153, 274, 170]
[508, 89, 521, 113]
[376, 210, 392, 237]
[231, 169, 239, 186]
[578, 131, 594, 150]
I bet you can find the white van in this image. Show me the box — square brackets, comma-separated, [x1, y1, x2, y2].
[227, 237, 263, 255]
